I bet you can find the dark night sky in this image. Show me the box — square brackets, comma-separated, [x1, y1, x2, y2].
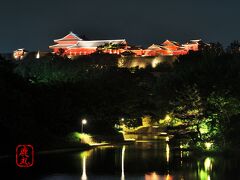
[0, 0, 240, 52]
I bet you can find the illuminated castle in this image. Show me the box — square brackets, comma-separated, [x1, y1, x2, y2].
[49, 32, 201, 57]
[144, 40, 201, 56]
[49, 32, 127, 57]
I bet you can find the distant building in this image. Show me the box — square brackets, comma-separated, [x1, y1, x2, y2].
[182, 39, 202, 51]
[145, 40, 189, 56]
[13, 48, 28, 60]
[49, 32, 202, 57]
[49, 32, 127, 57]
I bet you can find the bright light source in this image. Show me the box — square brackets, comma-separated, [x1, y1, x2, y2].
[160, 132, 167, 135]
[82, 119, 87, 125]
[81, 119, 87, 134]
[204, 157, 212, 171]
[166, 144, 170, 163]
[165, 115, 171, 121]
[151, 57, 161, 68]
[121, 118, 124, 121]
[81, 156, 87, 180]
[121, 146, 126, 180]
[166, 136, 169, 142]
[205, 142, 213, 150]
[36, 51, 40, 59]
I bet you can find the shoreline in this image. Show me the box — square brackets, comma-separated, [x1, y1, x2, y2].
[0, 140, 135, 158]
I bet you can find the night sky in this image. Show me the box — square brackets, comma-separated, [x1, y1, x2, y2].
[0, 0, 240, 52]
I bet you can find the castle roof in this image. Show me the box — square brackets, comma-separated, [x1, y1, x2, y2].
[162, 40, 180, 46]
[147, 44, 162, 50]
[54, 32, 83, 42]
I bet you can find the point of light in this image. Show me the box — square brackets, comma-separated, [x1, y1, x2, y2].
[205, 142, 213, 150]
[160, 132, 167, 135]
[82, 119, 87, 125]
[166, 174, 171, 180]
[151, 57, 161, 68]
[164, 115, 171, 122]
[166, 136, 169, 142]
[36, 51, 40, 59]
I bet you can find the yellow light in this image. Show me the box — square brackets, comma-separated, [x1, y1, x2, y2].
[165, 115, 171, 121]
[205, 142, 213, 150]
[199, 170, 209, 180]
[151, 58, 161, 68]
[166, 137, 169, 142]
[160, 132, 167, 135]
[166, 144, 170, 163]
[204, 157, 212, 171]
[145, 172, 160, 180]
[166, 174, 171, 180]
[77, 133, 94, 145]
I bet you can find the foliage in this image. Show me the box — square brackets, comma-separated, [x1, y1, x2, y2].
[1, 40, 240, 153]
[206, 92, 240, 148]
[170, 84, 206, 143]
[226, 40, 240, 54]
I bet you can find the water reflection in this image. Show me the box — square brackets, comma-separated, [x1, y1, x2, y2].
[80, 150, 93, 180]
[198, 157, 213, 180]
[81, 156, 87, 180]
[145, 172, 173, 180]
[204, 158, 213, 171]
[10, 141, 239, 180]
[180, 150, 183, 166]
[166, 143, 170, 163]
[121, 145, 126, 180]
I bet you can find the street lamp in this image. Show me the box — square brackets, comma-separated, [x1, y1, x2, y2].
[81, 119, 87, 133]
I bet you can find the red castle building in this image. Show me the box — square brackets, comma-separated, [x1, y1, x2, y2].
[49, 32, 127, 57]
[49, 32, 201, 57]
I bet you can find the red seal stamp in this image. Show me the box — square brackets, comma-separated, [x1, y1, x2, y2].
[16, 145, 34, 168]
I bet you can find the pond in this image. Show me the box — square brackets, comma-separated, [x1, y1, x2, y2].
[3, 141, 240, 179]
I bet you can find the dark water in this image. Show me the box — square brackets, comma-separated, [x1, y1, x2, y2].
[2, 141, 240, 180]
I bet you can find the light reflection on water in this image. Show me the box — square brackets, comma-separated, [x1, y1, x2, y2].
[197, 157, 214, 180]
[81, 156, 87, 180]
[7, 141, 240, 179]
[121, 146, 126, 180]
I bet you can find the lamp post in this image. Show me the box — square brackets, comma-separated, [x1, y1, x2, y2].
[121, 118, 125, 126]
[81, 119, 87, 134]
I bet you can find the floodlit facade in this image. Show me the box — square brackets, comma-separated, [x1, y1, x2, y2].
[49, 32, 202, 57]
[49, 32, 127, 57]
[144, 39, 201, 56]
